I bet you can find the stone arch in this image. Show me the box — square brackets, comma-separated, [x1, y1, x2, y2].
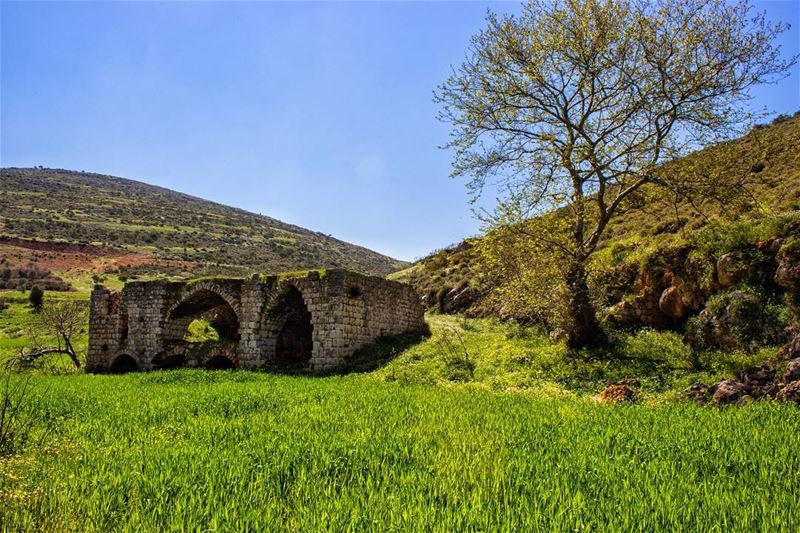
[164, 288, 241, 342]
[162, 286, 242, 369]
[205, 354, 235, 369]
[151, 351, 186, 370]
[110, 353, 138, 374]
[261, 284, 314, 367]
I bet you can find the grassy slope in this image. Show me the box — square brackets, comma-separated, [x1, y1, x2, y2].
[1, 372, 799, 530]
[393, 113, 800, 309]
[0, 168, 407, 286]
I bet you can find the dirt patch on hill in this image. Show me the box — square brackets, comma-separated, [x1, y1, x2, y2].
[0, 237, 197, 276]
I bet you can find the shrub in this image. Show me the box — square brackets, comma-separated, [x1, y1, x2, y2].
[685, 290, 787, 352]
[28, 286, 44, 312]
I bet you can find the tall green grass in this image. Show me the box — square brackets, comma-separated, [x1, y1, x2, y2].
[1, 371, 799, 531]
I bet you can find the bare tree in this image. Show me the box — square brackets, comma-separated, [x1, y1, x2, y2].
[436, 0, 796, 348]
[10, 301, 88, 369]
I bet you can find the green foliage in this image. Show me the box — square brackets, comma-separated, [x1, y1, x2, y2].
[694, 214, 799, 255]
[27, 286, 43, 312]
[685, 290, 788, 353]
[1, 372, 799, 530]
[367, 315, 773, 397]
[396, 113, 800, 327]
[184, 319, 220, 343]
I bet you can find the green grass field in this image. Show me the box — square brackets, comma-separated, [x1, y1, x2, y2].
[1, 371, 799, 531]
[1, 294, 797, 530]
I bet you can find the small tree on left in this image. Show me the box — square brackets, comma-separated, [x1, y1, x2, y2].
[11, 301, 88, 370]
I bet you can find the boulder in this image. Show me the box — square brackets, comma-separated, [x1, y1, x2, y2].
[716, 253, 749, 288]
[678, 281, 706, 312]
[605, 300, 638, 329]
[781, 333, 800, 360]
[756, 237, 783, 256]
[739, 365, 775, 387]
[658, 286, 686, 319]
[776, 381, 800, 405]
[599, 383, 639, 403]
[775, 245, 800, 292]
[710, 380, 748, 405]
[685, 382, 711, 402]
[437, 284, 480, 314]
[784, 360, 800, 383]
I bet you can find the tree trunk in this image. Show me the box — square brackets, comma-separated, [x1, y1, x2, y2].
[564, 259, 604, 350]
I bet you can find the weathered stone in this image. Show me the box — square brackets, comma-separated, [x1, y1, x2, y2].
[599, 383, 639, 403]
[776, 381, 800, 405]
[739, 365, 775, 387]
[716, 253, 748, 288]
[658, 286, 685, 319]
[605, 300, 638, 328]
[685, 382, 711, 402]
[784, 360, 800, 383]
[756, 237, 783, 256]
[88, 269, 425, 373]
[710, 380, 747, 405]
[780, 333, 800, 360]
[775, 245, 800, 292]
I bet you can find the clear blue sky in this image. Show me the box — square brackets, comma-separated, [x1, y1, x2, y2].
[2, 1, 798, 261]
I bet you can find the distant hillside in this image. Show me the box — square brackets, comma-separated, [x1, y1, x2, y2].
[0, 168, 407, 290]
[392, 112, 800, 316]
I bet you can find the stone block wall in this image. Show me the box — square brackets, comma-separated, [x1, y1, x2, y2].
[87, 269, 424, 372]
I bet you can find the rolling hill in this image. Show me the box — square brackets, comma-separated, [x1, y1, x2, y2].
[0, 168, 407, 290]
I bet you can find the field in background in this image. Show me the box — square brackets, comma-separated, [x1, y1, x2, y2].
[1, 371, 799, 530]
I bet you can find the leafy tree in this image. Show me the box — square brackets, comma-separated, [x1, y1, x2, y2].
[28, 286, 44, 312]
[436, 0, 795, 348]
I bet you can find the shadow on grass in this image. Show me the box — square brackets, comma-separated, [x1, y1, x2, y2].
[323, 325, 432, 376]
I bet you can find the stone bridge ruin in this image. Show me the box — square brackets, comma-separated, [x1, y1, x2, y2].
[87, 269, 424, 373]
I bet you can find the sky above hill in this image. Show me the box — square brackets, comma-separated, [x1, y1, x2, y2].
[2, 1, 798, 261]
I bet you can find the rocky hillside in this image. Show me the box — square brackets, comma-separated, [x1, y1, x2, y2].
[0, 168, 407, 290]
[393, 112, 800, 335]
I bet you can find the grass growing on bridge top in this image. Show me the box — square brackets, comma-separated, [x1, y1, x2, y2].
[1, 371, 799, 531]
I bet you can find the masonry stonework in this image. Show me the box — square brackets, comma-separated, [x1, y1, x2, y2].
[87, 269, 424, 372]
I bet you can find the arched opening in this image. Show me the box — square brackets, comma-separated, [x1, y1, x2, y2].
[110, 354, 138, 374]
[205, 355, 235, 369]
[151, 351, 186, 370]
[184, 319, 220, 343]
[163, 289, 240, 369]
[270, 286, 313, 367]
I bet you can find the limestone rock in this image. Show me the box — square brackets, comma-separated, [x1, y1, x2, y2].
[776, 381, 800, 405]
[756, 237, 783, 256]
[605, 300, 638, 328]
[784, 360, 800, 383]
[599, 383, 639, 403]
[710, 380, 748, 405]
[716, 253, 749, 288]
[685, 382, 711, 402]
[658, 286, 686, 319]
[780, 333, 800, 360]
[775, 246, 800, 292]
[739, 365, 775, 387]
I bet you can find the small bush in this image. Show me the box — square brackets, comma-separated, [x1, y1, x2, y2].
[28, 286, 44, 311]
[685, 290, 787, 352]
